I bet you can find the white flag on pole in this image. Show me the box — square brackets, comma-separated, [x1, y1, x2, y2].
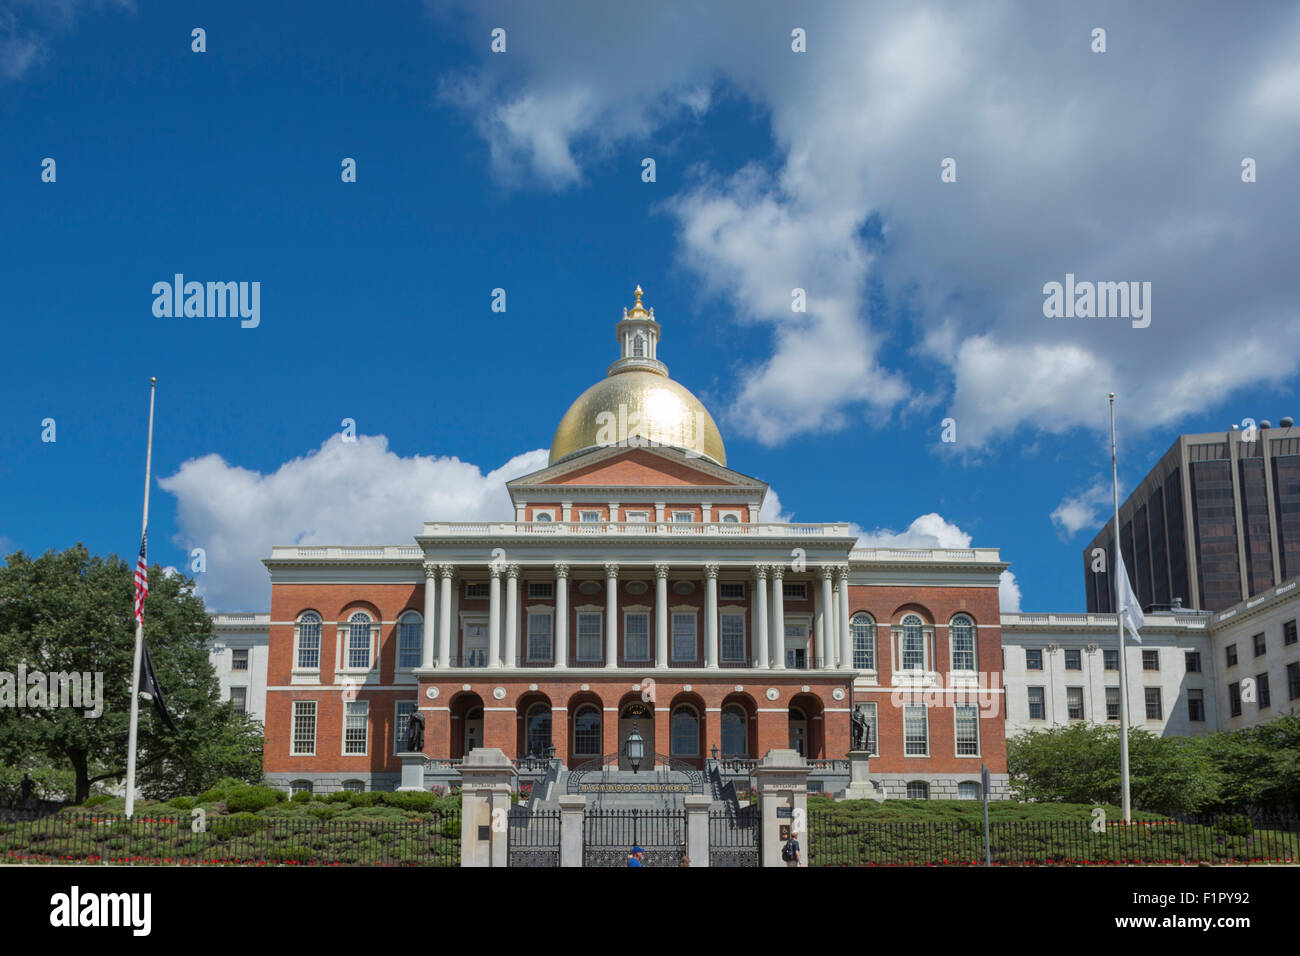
[1114, 547, 1145, 643]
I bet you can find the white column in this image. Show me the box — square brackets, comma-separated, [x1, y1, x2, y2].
[605, 562, 619, 667]
[421, 565, 437, 669]
[654, 563, 670, 668]
[489, 566, 503, 667]
[704, 564, 720, 669]
[837, 566, 852, 670]
[554, 563, 569, 668]
[770, 565, 786, 670]
[754, 565, 769, 669]
[820, 566, 835, 669]
[504, 564, 519, 668]
[437, 565, 454, 668]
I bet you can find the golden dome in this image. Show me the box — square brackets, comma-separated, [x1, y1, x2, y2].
[549, 370, 727, 466]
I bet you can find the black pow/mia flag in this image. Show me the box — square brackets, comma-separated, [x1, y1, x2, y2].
[139, 640, 178, 732]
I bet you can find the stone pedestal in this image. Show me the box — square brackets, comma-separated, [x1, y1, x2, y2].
[754, 749, 811, 867]
[842, 750, 886, 802]
[457, 748, 516, 868]
[396, 752, 427, 792]
[683, 794, 712, 867]
[558, 794, 586, 868]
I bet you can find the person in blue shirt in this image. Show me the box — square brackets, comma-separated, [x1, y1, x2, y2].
[627, 845, 645, 867]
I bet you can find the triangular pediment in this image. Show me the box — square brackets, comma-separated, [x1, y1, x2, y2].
[508, 445, 765, 492]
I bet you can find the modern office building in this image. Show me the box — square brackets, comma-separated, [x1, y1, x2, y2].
[1084, 420, 1300, 614]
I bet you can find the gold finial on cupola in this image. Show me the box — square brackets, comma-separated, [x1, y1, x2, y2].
[628, 284, 650, 317]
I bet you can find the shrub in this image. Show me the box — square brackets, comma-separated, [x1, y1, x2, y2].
[210, 813, 262, 839]
[1215, 815, 1253, 838]
[290, 791, 313, 805]
[379, 791, 438, 813]
[225, 785, 287, 813]
[167, 796, 196, 811]
[82, 795, 112, 809]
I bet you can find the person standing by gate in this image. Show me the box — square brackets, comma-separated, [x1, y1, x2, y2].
[782, 832, 800, 867]
[627, 845, 645, 867]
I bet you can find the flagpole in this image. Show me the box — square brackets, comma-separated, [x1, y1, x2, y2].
[125, 377, 156, 819]
[1109, 392, 1132, 824]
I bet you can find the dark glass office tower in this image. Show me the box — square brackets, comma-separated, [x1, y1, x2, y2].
[1085, 421, 1300, 613]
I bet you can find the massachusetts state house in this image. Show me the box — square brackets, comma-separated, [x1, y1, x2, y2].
[230, 287, 1009, 799]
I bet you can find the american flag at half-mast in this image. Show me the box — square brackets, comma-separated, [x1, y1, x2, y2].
[133, 530, 148, 623]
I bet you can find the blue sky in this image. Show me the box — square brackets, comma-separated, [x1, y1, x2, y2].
[3, 1, 1298, 612]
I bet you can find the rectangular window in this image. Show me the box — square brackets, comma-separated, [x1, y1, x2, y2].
[1229, 681, 1242, 717]
[1185, 651, 1201, 673]
[1025, 648, 1043, 670]
[719, 582, 745, 600]
[951, 627, 976, 671]
[580, 510, 601, 523]
[462, 621, 489, 668]
[859, 702, 879, 757]
[624, 613, 651, 661]
[1064, 649, 1082, 670]
[348, 626, 371, 669]
[398, 618, 422, 668]
[1253, 632, 1266, 657]
[903, 704, 929, 755]
[1257, 673, 1271, 709]
[1226, 644, 1238, 667]
[527, 582, 554, 600]
[232, 648, 249, 671]
[1187, 688, 1205, 722]
[1144, 687, 1162, 721]
[1287, 662, 1300, 701]
[465, 582, 489, 599]
[954, 704, 979, 756]
[527, 613, 553, 662]
[1103, 648, 1119, 671]
[395, 701, 416, 754]
[901, 628, 925, 671]
[1027, 686, 1045, 720]
[624, 511, 650, 525]
[1105, 686, 1120, 721]
[230, 686, 247, 715]
[672, 613, 697, 662]
[297, 621, 321, 670]
[1142, 650, 1159, 671]
[1066, 686, 1085, 720]
[1284, 620, 1298, 647]
[344, 700, 369, 755]
[720, 614, 746, 662]
[576, 613, 602, 662]
[292, 701, 317, 755]
[782, 582, 807, 600]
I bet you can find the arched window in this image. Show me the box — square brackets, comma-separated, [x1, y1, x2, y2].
[398, 612, 423, 669]
[906, 781, 929, 800]
[851, 613, 876, 670]
[722, 513, 740, 523]
[670, 705, 699, 756]
[901, 614, 925, 671]
[950, 615, 976, 671]
[721, 704, 747, 757]
[296, 611, 322, 669]
[632, 332, 646, 357]
[347, 611, 372, 669]
[573, 705, 601, 756]
[526, 703, 552, 756]
[534, 512, 553, 522]
[342, 780, 364, 793]
[290, 780, 313, 796]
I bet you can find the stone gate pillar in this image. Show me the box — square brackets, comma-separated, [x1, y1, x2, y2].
[684, 793, 711, 867]
[458, 748, 515, 867]
[558, 794, 586, 867]
[754, 749, 811, 867]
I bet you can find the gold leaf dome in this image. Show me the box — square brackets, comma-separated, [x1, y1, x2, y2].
[548, 285, 727, 466]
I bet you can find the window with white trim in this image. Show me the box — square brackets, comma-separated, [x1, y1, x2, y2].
[1144, 687, 1163, 720]
[1027, 687, 1045, 720]
[296, 612, 322, 669]
[576, 613, 602, 662]
[624, 612, 650, 661]
[720, 613, 746, 662]
[858, 702, 879, 756]
[950, 615, 976, 671]
[957, 781, 980, 800]
[906, 781, 929, 799]
[398, 612, 422, 669]
[232, 648, 249, 671]
[580, 510, 601, 523]
[291, 700, 317, 755]
[899, 614, 926, 671]
[625, 511, 650, 525]
[394, 701, 416, 754]
[573, 705, 601, 755]
[230, 686, 247, 715]
[344, 700, 369, 755]
[533, 511, 554, 523]
[347, 612, 373, 669]
[720, 512, 741, 524]
[672, 511, 694, 523]
[852, 613, 875, 670]
[343, 780, 364, 793]
[903, 703, 928, 755]
[672, 613, 697, 662]
[527, 612, 553, 662]
[1066, 686, 1084, 720]
[955, 703, 980, 755]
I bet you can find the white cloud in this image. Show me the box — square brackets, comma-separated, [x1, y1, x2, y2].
[432, 0, 1300, 450]
[1, 1, 135, 83]
[1050, 482, 1112, 538]
[159, 434, 549, 611]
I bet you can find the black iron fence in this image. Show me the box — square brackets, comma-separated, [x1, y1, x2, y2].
[0, 812, 461, 866]
[810, 813, 1300, 866]
[507, 806, 561, 867]
[708, 808, 760, 867]
[584, 808, 686, 867]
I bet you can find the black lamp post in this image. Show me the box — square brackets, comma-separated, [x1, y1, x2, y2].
[626, 720, 645, 773]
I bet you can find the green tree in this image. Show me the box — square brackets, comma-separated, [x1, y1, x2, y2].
[0, 544, 263, 802]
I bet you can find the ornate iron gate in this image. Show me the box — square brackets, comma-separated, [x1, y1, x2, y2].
[584, 808, 686, 867]
[708, 806, 761, 867]
[507, 806, 561, 867]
